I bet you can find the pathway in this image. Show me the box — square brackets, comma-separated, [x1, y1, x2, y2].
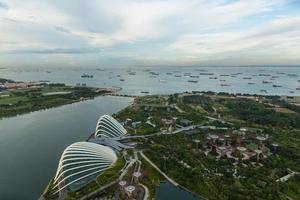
[139, 151, 179, 186]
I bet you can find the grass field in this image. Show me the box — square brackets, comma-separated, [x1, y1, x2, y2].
[274, 107, 296, 114]
[0, 95, 28, 105]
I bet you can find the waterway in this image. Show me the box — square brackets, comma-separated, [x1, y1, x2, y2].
[156, 182, 203, 200]
[1, 66, 300, 96]
[0, 96, 132, 200]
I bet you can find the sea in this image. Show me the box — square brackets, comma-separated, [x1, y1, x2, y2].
[1, 66, 300, 96]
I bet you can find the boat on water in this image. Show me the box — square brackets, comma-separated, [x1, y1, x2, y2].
[260, 89, 268, 93]
[290, 91, 295, 93]
[259, 74, 271, 76]
[248, 82, 255, 85]
[166, 72, 173, 75]
[220, 74, 229, 77]
[39, 80, 50, 83]
[142, 69, 151, 72]
[188, 80, 198, 83]
[200, 72, 214, 75]
[141, 91, 149, 94]
[287, 74, 297, 77]
[81, 73, 93, 78]
[175, 74, 182, 77]
[243, 77, 252, 80]
[231, 73, 243, 76]
[272, 84, 282, 88]
[128, 72, 136, 75]
[209, 77, 217, 79]
[120, 79, 125, 81]
[190, 75, 199, 78]
[220, 84, 230, 87]
[219, 79, 226, 82]
[150, 72, 159, 76]
[159, 79, 167, 83]
[184, 72, 191, 76]
[262, 80, 272, 84]
[271, 76, 279, 78]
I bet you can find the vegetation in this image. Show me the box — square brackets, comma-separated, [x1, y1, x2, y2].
[223, 99, 300, 128]
[43, 179, 59, 200]
[0, 84, 108, 118]
[121, 93, 300, 199]
[140, 156, 164, 198]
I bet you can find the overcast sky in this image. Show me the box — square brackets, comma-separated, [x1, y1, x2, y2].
[0, 0, 300, 67]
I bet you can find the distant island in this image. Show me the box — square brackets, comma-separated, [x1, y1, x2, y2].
[0, 78, 120, 119]
[42, 91, 300, 200]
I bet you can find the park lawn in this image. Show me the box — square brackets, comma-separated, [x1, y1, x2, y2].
[273, 107, 296, 114]
[0, 95, 28, 105]
[189, 104, 208, 114]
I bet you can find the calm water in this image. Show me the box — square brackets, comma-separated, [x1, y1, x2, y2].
[1, 66, 300, 96]
[156, 182, 203, 200]
[0, 96, 132, 200]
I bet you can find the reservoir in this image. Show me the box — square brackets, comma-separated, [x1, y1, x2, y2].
[0, 96, 132, 200]
[156, 182, 204, 200]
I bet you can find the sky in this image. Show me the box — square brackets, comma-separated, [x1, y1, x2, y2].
[0, 0, 300, 68]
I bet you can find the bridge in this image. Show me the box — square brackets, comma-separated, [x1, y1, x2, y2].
[104, 93, 137, 98]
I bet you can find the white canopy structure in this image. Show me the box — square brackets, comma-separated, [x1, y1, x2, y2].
[53, 142, 117, 193]
[95, 115, 127, 138]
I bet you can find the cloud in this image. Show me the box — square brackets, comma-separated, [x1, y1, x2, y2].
[8, 47, 103, 54]
[0, 0, 299, 66]
[55, 26, 72, 34]
[164, 15, 300, 65]
[0, 1, 8, 9]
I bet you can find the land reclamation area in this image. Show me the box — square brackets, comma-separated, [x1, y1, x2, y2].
[0, 81, 117, 119]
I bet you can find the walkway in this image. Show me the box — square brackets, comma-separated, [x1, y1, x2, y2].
[139, 151, 179, 186]
[276, 169, 300, 182]
[141, 183, 149, 200]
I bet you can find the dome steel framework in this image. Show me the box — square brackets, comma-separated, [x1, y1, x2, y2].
[53, 142, 117, 193]
[95, 115, 127, 138]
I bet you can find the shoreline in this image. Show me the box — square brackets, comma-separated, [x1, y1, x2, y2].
[2, 88, 300, 120]
[0, 85, 122, 120]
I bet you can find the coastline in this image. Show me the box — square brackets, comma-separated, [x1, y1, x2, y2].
[0, 84, 121, 119]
